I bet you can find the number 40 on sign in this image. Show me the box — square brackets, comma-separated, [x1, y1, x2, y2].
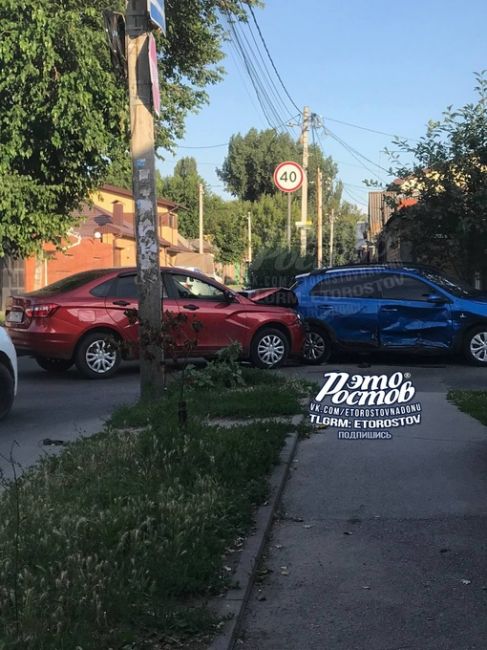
[273, 161, 305, 193]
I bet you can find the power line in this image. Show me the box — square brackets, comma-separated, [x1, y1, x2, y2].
[247, 3, 301, 115]
[323, 127, 388, 183]
[322, 116, 418, 142]
[239, 5, 296, 125]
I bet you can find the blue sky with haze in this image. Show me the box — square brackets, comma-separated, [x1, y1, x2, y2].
[157, 0, 486, 212]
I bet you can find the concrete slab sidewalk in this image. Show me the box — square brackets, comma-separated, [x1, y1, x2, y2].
[237, 390, 487, 650]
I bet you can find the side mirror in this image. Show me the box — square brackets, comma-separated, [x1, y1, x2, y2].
[224, 290, 235, 303]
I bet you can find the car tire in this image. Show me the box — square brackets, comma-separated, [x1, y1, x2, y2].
[0, 363, 15, 421]
[250, 327, 289, 369]
[75, 331, 122, 379]
[302, 326, 332, 365]
[464, 326, 487, 366]
[35, 357, 74, 373]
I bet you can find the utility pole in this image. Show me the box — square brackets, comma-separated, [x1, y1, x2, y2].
[198, 183, 204, 254]
[316, 167, 323, 268]
[299, 106, 310, 256]
[247, 211, 252, 264]
[126, 0, 163, 396]
[329, 208, 335, 267]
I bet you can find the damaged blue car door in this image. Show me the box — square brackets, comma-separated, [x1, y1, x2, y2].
[377, 273, 453, 351]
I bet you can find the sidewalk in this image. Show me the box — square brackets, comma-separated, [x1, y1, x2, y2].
[237, 390, 487, 650]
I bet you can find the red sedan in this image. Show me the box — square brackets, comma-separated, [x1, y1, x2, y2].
[5, 267, 304, 379]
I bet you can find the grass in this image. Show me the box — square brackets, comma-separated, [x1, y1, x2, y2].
[447, 390, 487, 426]
[0, 364, 308, 649]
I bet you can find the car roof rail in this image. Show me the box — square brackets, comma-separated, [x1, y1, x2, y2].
[306, 261, 441, 276]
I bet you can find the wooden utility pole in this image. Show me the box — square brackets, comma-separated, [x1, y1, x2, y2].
[287, 193, 292, 251]
[316, 167, 323, 268]
[247, 211, 252, 264]
[198, 183, 204, 254]
[299, 106, 310, 256]
[329, 208, 335, 267]
[126, 0, 163, 396]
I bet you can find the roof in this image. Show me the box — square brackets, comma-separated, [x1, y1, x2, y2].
[100, 184, 182, 211]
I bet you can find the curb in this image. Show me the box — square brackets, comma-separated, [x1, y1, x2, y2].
[207, 414, 302, 650]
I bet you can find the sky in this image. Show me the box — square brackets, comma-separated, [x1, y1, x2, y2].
[156, 0, 487, 213]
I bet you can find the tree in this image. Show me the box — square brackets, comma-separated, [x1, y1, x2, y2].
[217, 128, 338, 206]
[205, 195, 247, 263]
[157, 157, 206, 238]
[387, 72, 487, 281]
[0, 0, 259, 257]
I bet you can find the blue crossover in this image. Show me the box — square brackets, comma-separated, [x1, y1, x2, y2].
[293, 265, 487, 366]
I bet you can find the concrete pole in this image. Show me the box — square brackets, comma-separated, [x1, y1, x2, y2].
[248, 211, 252, 264]
[199, 183, 204, 254]
[317, 167, 323, 268]
[329, 208, 335, 267]
[300, 106, 310, 256]
[126, 0, 164, 396]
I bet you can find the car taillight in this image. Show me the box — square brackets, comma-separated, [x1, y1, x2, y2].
[24, 303, 59, 319]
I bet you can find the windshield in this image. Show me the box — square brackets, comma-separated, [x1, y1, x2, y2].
[420, 270, 479, 298]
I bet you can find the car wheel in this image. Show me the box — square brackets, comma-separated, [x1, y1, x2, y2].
[35, 357, 74, 373]
[0, 363, 15, 420]
[75, 331, 121, 379]
[251, 328, 289, 369]
[302, 327, 332, 365]
[464, 327, 487, 366]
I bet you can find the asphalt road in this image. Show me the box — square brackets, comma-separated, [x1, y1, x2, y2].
[2, 353, 487, 477]
[0, 357, 141, 475]
[239, 359, 487, 650]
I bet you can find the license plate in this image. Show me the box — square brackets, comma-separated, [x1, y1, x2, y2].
[7, 310, 23, 324]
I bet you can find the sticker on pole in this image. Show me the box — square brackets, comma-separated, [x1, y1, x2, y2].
[273, 161, 304, 193]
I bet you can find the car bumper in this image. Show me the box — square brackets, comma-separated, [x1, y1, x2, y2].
[7, 326, 77, 361]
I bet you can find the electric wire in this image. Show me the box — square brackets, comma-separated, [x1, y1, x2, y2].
[247, 2, 302, 115]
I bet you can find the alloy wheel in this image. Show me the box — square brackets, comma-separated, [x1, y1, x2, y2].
[303, 331, 326, 362]
[85, 339, 118, 374]
[470, 331, 487, 363]
[257, 334, 286, 366]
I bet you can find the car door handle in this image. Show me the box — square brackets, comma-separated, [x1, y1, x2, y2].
[183, 304, 199, 311]
[382, 306, 399, 312]
[113, 300, 130, 307]
[318, 305, 332, 310]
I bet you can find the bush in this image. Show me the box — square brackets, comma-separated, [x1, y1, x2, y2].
[249, 245, 315, 289]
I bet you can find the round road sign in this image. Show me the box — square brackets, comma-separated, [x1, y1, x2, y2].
[273, 161, 305, 193]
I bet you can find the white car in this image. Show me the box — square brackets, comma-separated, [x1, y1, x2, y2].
[0, 327, 17, 420]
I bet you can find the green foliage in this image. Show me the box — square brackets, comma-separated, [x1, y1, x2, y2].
[0, 371, 300, 648]
[448, 390, 487, 426]
[218, 129, 298, 201]
[387, 72, 487, 281]
[0, 0, 259, 257]
[217, 128, 338, 207]
[158, 158, 247, 262]
[249, 245, 315, 288]
[157, 157, 206, 238]
[185, 342, 246, 390]
[204, 194, 248, 263]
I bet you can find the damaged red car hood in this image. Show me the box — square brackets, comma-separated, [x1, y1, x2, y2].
[239, 287, 298, 308]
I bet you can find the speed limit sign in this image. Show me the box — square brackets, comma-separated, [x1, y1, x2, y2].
[273, 161, 305, 193]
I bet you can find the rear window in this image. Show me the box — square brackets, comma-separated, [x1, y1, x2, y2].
[28, 270, 112, 297]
